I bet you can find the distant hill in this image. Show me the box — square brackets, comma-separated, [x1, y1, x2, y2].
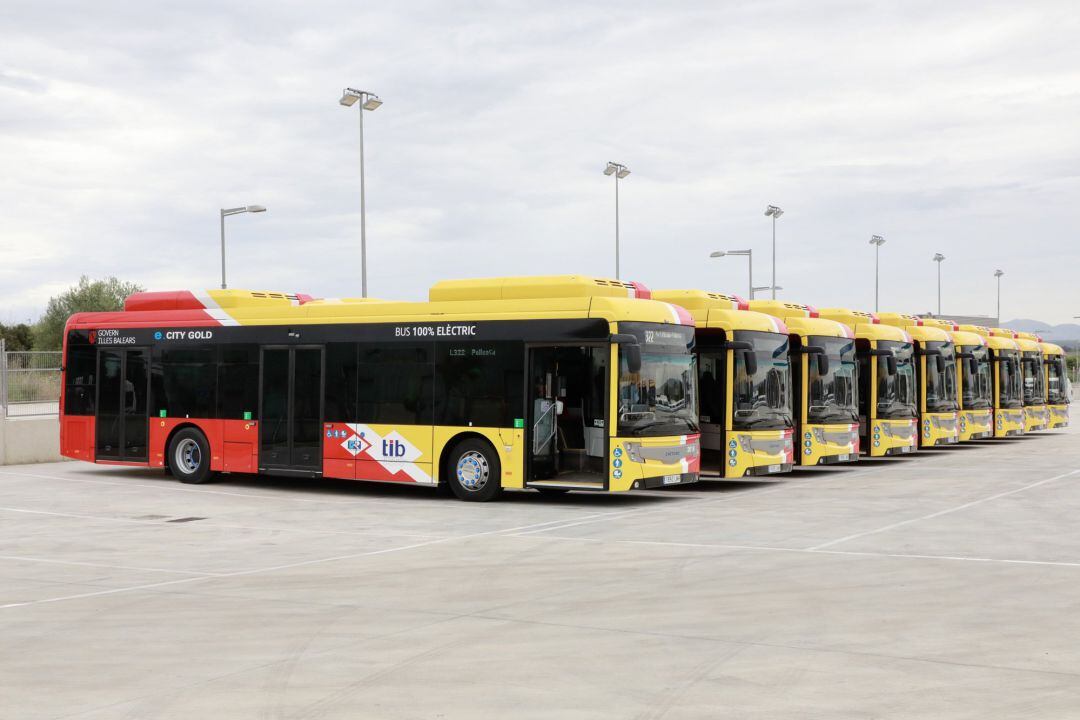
[1004, 319, 1080, 342]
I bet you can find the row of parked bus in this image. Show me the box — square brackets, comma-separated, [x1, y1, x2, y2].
[58, 275, 1069, 500]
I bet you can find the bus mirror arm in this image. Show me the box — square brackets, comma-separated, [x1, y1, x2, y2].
[611, 335, 642, 374]
[725, 341, 754, 352]
[725, 341, 757, 375]
[957, 352, 975, 359]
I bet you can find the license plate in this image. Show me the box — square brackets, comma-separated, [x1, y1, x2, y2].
[900, 446, 912, 453]
[662, 474, 681, 485]
[837, 454, 849, 462]
[768, 464, 781, 473]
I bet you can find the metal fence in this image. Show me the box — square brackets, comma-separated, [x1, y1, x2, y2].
[0, 339, 62, 417]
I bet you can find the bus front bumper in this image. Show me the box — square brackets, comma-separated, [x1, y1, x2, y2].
[798, 424, 860, 466]
[1024, 406, 1049, 433]
[1049, 404, 1070, 429]
[868, 418, 918, 456]
[920, 413, 959, 447]
[610, 435, 700, 491]
[994, 408, 1025, 437]
[958, 409, 994, 442]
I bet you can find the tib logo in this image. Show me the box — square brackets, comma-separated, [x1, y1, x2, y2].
[382, 439, 407, 458]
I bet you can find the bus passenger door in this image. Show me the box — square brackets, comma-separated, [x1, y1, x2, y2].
[696, 350, 725, 475]
[95, 347, 149, 462]
[260, 346, 323, 473]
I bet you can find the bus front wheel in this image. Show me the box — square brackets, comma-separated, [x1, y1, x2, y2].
[168, 428, 213, 485]
[446, 439, 502, 502]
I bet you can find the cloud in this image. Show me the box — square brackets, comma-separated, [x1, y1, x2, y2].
[1, 0, 1078, 325]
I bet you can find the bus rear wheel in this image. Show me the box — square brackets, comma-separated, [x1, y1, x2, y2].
[168, 428, 213, 485]
[446, 439, 502, 502]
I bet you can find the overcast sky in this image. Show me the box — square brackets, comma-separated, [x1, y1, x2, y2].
[2, 0, 1078, 326]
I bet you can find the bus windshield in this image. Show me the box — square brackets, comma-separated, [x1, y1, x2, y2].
[1022, 351, 1046, 406]
[731, 331, 793, 431]
[807, 336, 859, 424]
[961, 345, 993, 410]
[1047, 356, 1070, 405]
[618, 352, 699, 436]
[997, 350, 1023, 408]
[924, 341, 959, 413]
[876, 340, 917, 419]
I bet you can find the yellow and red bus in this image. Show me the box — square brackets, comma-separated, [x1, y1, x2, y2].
[747, 301, 860, 466]
[1041, 341, 1071, 429]
[968, 326, 1025, 437]
[921, 319, 994, 442]
[1012, 331, 1050, 432]
[653, 290, 795, 478]
[877, 314, 959, 447]
[59, 276, 701, 501]
[816, 308, 919, 456]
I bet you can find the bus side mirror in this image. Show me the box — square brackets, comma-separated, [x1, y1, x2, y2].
[725, 341, 757, 376]
[936, 356, 946, 373]
[887, 356, 898, 375]
[612, 334, 642, 374]
[804, 345, 828, 375]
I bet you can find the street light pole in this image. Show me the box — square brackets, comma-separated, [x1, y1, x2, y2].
[604, 162, 631, 279]
[995, 269, 1004, 325]
[219, 205, 267, 290]
[340, 88, 383, 298]
[764, 205, 784, 299]
[933, 253, 946, 315]
[870, 235, 885, 312]
[710, 250, 753, 298]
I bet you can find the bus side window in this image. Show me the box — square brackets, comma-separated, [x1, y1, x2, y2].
[218, 344, 260, 420]
[324, 343, 359, 423]
[358, 343, 435, 425]
[434, 341, 524, 428]
[152, 346, 216, 419]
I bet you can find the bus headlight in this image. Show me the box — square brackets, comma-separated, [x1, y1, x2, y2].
[738, 434, 754, 453]
[930, 415, 941, 428]
[623, 442, 644, 463]
[812, 428, 826, 444]
[686, 439, 700, 458]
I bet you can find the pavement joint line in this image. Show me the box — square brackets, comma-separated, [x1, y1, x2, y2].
[806, 467, 1080, 551]
[0, 554, 223, 577]
[0, 504, 448, 541]
[0, 470, 438, 509]
[464, 612, 1080, 682]
[510, 533, 1080, 570]
[0, 511, 645, 611]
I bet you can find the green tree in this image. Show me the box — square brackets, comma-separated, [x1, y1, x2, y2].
[33, 276, 144, 351]
[0, 323, 34, 351]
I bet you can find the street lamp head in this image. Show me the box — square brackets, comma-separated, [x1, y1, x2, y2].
[362, 95, 382, 111]
[710, 251, 726, 258]
[246, 205, 267, 213]
[870, 235, 885, 246]
[339, 88, 361, 106]
[616, 168, 630, 179]
[603, 164, 616, 176]
[765, 205, 784, 218]
[994, 269, 1004, 278]
[933, 253, 946, 262]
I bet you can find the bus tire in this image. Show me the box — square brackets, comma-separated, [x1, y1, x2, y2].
[168, 428, 213, 485]
[446, 439, 502, 502]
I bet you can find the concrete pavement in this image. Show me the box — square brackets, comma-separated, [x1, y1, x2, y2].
[1, 424, 1079, 718]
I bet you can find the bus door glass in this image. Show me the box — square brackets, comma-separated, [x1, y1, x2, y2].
[1047, 357, 1068, 404]
[260, 346, 323, 471]
[807, 337, 859, 425]
[962, 346, 992, 410]
[731, 331, 792, 431]
[95, 347, 149, 461]
[876, 341, 916, 420]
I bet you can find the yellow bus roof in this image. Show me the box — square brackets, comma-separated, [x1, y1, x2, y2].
[651, 291, 785, 334]
[746, 299, 815, 320]
[105, 278, 695, 329]
[949, 330, 987, 348]
[1014, 337, 1042, 352]
[986, 336, 1019, 351]
[877, 312, 951, 342]
[779, 316, 854, 339]
[1041, 342, 1065, 356]
[1012, 330, 1042, 342]
[920, 318, 959, 331]
[815, 307, 911, 342]
[429, 274, 649, 302]
[956, 324, 991, 337]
